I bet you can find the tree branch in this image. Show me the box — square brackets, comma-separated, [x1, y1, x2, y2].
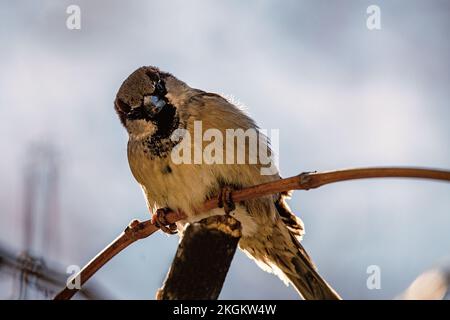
[54, 166, 450, 300]
[156, 215, 241, 300]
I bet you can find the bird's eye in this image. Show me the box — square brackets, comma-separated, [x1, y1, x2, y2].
[155, 82, 166, 95]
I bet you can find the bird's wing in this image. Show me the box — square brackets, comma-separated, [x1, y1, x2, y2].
[273, 191, 341, 299]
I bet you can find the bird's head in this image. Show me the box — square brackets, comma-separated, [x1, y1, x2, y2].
[114, 66, 188, 140]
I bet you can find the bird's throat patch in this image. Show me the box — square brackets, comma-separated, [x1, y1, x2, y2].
[143, 104, 184, 159]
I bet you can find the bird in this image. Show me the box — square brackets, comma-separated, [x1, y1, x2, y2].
[114, 66, 341, 300]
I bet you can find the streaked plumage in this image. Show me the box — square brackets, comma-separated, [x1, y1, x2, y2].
[114, 66, 340, 299]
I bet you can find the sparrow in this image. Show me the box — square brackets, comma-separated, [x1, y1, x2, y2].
[114, 66, 340, 300]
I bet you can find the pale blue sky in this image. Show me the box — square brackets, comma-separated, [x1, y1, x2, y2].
[0, 0, 449, 299]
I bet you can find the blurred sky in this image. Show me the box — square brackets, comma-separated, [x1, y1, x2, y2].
[0, 0, 449, 299]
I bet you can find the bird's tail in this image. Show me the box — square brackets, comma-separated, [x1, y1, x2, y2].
[280, 237, 341, 300]
[241, 195, 341, 299]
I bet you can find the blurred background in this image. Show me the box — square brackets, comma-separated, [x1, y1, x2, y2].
[0, 0, 449, 299]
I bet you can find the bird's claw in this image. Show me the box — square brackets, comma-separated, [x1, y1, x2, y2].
[152, 207, 178, 235]
[218, 186, 236, 215]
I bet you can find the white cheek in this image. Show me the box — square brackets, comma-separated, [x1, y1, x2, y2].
[165, 92, 180, 107]
[126, 119, 156, 139]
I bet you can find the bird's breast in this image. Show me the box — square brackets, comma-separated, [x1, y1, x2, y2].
[127, 138, 216, 215]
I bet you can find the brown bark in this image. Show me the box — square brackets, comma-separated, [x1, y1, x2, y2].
[156, 215, 241, 300]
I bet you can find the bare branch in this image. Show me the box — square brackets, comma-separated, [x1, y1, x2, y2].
[54, 166, 450, 300]
[156, 215, 241, 300]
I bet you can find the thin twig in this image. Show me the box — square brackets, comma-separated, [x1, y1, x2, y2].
[54, 166, 450, 299]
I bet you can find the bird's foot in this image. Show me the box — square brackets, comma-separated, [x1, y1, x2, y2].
[217, 186, 236, 215]
[151, 207, 178, 235]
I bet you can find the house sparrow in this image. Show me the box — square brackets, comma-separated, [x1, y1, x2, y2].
[114, 66, 340, 300]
